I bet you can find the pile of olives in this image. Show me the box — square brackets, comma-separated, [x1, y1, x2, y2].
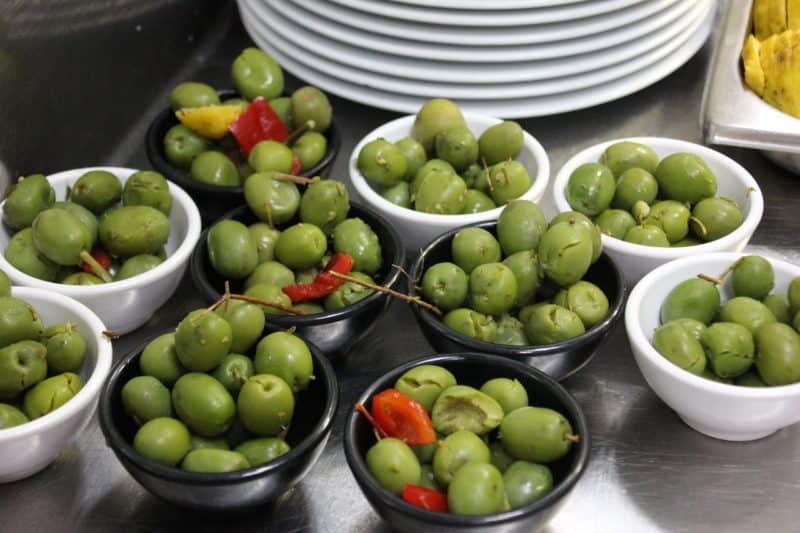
[0, 286, 90, 429]
[365, 364, 577, 515]
[653, 255, 800, 386]
[358, 98, 533, 214]
[565, 140, 744, 247]
[420, 200, 610, 346]
[205, 175, 382, 314]
[3, 169, 172, 285]
[121, 305, 316, 472]
[164, 47, 333, 186]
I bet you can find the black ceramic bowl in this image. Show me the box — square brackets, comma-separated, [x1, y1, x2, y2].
[98, 325, 338, 511]
[145, 89, 341, 225]
[408, 221, 627, 381]
[190, 201, 405, 357]
[344, 352, 590, 533]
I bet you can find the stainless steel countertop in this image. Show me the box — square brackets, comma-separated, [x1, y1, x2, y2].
[1, 2, 799, 532]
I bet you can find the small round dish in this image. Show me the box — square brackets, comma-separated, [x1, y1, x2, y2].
[98, 325, 338, 510]
[348, 114, 549, 253]
[626, 252, 800, 441]
[553, 137, 764, 284]
[145, 89, 340, 225]
[343, 352, 590, 533]
[0, 167, 202, 335]
[189, 202, 405, 357]
[0, 286, 113, 483]
[408, 221, 626, 381]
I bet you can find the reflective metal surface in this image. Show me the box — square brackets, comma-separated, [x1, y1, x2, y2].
[1, 2, 800, 532]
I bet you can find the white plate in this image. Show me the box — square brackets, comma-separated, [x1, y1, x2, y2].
[288, 0, 685, 46]
[327, 0, 648, 26]
[247, 0, 701, 85]
[388, 0, 587, 11]
[239, 0, 714, 117]
[242, 0, 708, 99]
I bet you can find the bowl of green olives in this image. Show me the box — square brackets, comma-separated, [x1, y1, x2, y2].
[343, 352, 589, 533]
[0, 167, 202, 334]
[98, 310, 337, 510]
[407, 202, 626, 381]
[553, 137, 764, 283]
[145, 47, 340, 225]
[348, 98, 549, 252]
[0, 286, 112, 482]
[626, 252, 800, 441]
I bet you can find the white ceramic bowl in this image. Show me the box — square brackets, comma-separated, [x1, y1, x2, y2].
[0, 286, 112, 482]
[625, 252, 800, 442]
[0, 167, 202, 334]
[553, 137, 764, 284]
[349, 114, 549, 252]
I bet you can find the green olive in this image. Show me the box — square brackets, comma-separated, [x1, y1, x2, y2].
[98, 206, 170, 258]
[169, 82, 219, 110]
[231, 47, 284, 100]
[172, 373, 236, 437]
[566, 162, 616, 216]
[600, 141, 659, 177]
[2, 174, 54, 230]
[478, 121, 524, 165]
[394, 364, 457, 413]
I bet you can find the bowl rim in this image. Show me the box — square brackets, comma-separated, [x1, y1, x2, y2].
[144, 89, 341, 195]
[97, 326, 339, 484]
[625, 251, 800, 397]
[343, 351, 590, 527]
[407, 220, 627, 357]
[552, 136, 764, 258]
[0, 286, 113, 441]
[348, 113, 550, 225]
[0, 166, 202, 295]
[189, 200, 407, 326]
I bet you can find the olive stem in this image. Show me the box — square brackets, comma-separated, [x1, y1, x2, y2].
[689, 216, 708, 238]
[102, 330, 119, 340]
[481, 158, 494, 192]
[284, 119, 316, 146]
[564, 433, 580, 443]
[355, 403, 387, 439]
[697, 273, 724, 285]
[271, 172, 314, 186]
[228, 293, 306, 315]
[328, 271, 443, 316]
[79, 250, 112, 282]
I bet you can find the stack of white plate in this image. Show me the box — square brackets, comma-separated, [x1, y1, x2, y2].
[236, 0, 716, 117]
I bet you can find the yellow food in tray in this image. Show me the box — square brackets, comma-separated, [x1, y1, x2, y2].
[742, 1, 800, 118]
[175, 105, 242, 139]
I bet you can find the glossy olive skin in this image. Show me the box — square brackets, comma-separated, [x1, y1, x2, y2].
[479, 120, 524, 165]
[249, 223, 281, 264]
[291, 85, 332, 133]
[755, 323, 800, 385]
[763, 294, 792, 324]
[5, 228, 60, 281]
[121, 375, 173, 426]
[123, 170, 172, 215]
[237, 374, 295, 436]
[394, 364, 457, 413]
[431, 385, 504, 436]
[435, 125, 478, 172]
[358, 138, 408, 187]
[174, 309, 233, 372]
[702, 322, 755, 378]
[207, 219, 259, 280]
[275, 223, 327, 270]
[245, 283, 293, 315]
[292, 131, 327, 171]
[421, 262, 468, 311]
[493, 314, 529, 346]
[654, 152, 717, 204]
[268, 96, 292, 129]
[116, 255, 163, 281]
[524, 304, 586, 345]
[190, 151, 239, 186]
[299, 179, 350, 235]
[448, 462, 506, 516]
[244, 261, 296, 290]
[41, 322, 87, 373]
[411, 159, 455, 196]
[3, 174, 54, 230]
[566, 163, 616, 216]
[718, 296, 777, 334]
[731, 256, 774, 300]
[254, 331, 314, 393]
[538, 221, 593, 287]
[394, 137, 427, 180]
[214, 300, 265, 354]
[690, 197, 743, 242]
[211, 354, 254, 396]
[172, 373, 236, 437]
[450, 227, 502, 275]
[553, 280, 609, 328]
[645, 200, 690, 243]
[32, 208, 93, 266]
[600, 141, 659, 177]
[51, 202, 97, 243]
[612, 167, 658, 211]
[249, 140, 293, 174]
[181, 449, 250, 473]
[736, 371, 767, 387]
[23, 372, 83, 419]
[461, 189, 496, 214]
[671, 317, 707, 343]
[0, 296, 44, 348]
[139, 333, 186, 387]
[381, 182, 411, 208]
[0, 340, 47, 400]
[480, 377, 529, 415]
[503, 461, 554, 509]
[332, 218, 382, 275]
[660, 278, 720, 325]
[235, 437, 291, 466]
[499, 406, 575, 463]
[442, 308, 497, 341]
[502, 250, 541, 308]
[414, 170, 468, 214]
[70, 170, 122, 214]
[99, 205, 170, 258]
[432, 429, 491, 487]
[624, 224, 670, 247]
[163, 124, 210, 168]
[487, 160, 532, 205]
[490, 441, 515, 473]
[468, 262, 518, 315]
[169, 82, 219, 110]
[133, 417, 191, 467]
[231, 47, 284, 100]
[323, 272, 374, 311]
[652, 321, 706, 375]
[0, 403, 28, 429]
[366, 437, 421, 496]
[411, 98, 466, 153]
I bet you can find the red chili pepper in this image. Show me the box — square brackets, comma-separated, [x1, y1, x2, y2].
[402, 485, 449, 513]
[291, 153, 303, 174]
[371, 389, 436, 446]
[282, 253, 355, 303]
[229, 97, 289, 156]
[81, 247, 112, 274]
